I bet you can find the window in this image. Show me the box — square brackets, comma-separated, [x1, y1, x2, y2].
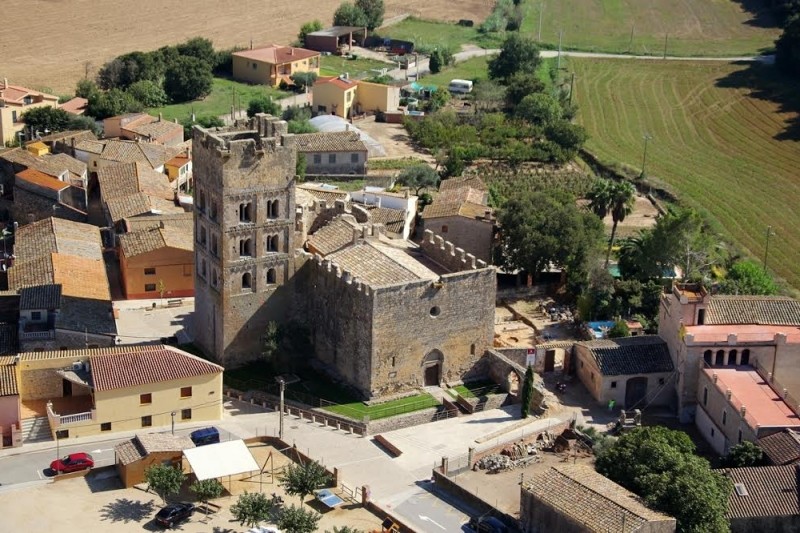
[266, 235, 278, 252]
[11, 111, 18, 123]
[350, 153, 359, 163]
[703, 387, 708, 406]
[715, 350, 725, 366]
[328, 154, 336, 164]
[144, 267, 156, 276]
[239, 202, 252, 223]
[610, 381, 617, 389]
[711, 427, 715, 437]
[470, 343, 476, 355]
[268, 200, 279, 219]
[704, 350, 712, 365]
[391, 357, 396, 367]
[198, 190, 206, 212]
[441, 225, 448, 233]
[239, 238, 253, 257]
[31, 311, 42, 321]
[101, 422, 111, 432]
[252, 62, 257, 70]
[697, 308, 706, 325]
[728, 350, 737, 366]
[145, 283, 156, 292]
[242, 272, 252, 291]
[658, 378, 665, 385]
[180, 386, 192, 398]
[181, 408, 192, 420]
[313, 154, 321, 164]
[266, 268, 277, 284]
[317, 105, 327, 113]
[738, 429, 743, 443]
[346, 91, 353, 102]
[722, 410, 727, 426]
[741, 349, 751, 366]
[140, 393, 152, 405]
[211, 234, 219, 257]
[141, 415, 152, 428]
[580, 361, 584, 369]
[199, 225, 207, 246]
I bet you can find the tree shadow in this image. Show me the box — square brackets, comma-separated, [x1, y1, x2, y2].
[730, 0, 780, 29]
[715, 61, 800, 141]
[98, 497, 156, 524]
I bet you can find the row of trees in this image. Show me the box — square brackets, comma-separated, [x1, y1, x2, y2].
[480, 0, 525, 33]
[773, 1, 800, 76]
[333, 0, 384, 31]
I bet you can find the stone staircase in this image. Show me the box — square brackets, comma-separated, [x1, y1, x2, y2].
[21, 416, 53, 443]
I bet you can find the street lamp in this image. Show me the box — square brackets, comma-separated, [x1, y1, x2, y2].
[640, 133, 653, 179]
[171, 411, 176, 435]
[277, 377, 285, 440]
[763, 225, 776, 273]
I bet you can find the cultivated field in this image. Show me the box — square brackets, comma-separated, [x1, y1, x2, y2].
[0, 0, 492, 93]
[572, 58, 800, 288]
[521, 0, 780, 56]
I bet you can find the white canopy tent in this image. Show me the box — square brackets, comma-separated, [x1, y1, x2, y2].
[183, 440, 259, 481]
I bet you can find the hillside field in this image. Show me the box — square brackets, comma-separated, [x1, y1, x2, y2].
[521, 0, 780, 56]
[572, 58, 800, 288]
[0, 0, 492, 93]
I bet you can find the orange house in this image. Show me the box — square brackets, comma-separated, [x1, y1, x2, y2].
[118, 226, 194, 299]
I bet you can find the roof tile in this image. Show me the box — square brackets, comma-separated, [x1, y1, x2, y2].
[759, 429, 800, 466]
[722, 465, 800, 519]
[706, 296, 800, 326]
[577, 335, 674, 376]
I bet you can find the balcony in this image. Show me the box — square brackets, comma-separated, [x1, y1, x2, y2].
[46, 399, 96, 430]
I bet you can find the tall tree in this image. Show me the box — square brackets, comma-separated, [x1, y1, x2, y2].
[126, 79, 168, 107]
[488, 33, 542, 81]
[355, 0, 385, 31]
[298, 20, 323, 46]
[395, 164, 439, 194]
[333, 3, 368, 28]
[718, 260, 779, 295]
[605, 181, 636, 267]
[776, 16, 800, 77]
[724, 441, 764, 467]
[277, 505, 321, 533]
[176, 37, 216, 67]
[520, 366, 534, 419]
[516, 92, 562, 126]
[280, 460, 332, 506]
[86, 88, 143, 119]
[504, 72, 546, 110]
[230, 491, 273, 528]
[21, 107, 71, 134]
[144, 464, 186, 504]
[163, 56, 213, 103]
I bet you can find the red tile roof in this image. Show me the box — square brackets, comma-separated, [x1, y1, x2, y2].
[89, 345, 222, 392]
[234, 45, 320, 65]
[315, 76, 357, 91]
[60, 97, 88, 115]
[16, 168, 69, 191]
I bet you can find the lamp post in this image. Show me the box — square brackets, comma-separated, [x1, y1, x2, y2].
[640, 133, 653, 179]
[171, 411, 176, 435]
[763, 225, 776, 273]
[277, 377, 285, 440]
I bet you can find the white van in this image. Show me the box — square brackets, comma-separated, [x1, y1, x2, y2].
[448, 79, 473, 94]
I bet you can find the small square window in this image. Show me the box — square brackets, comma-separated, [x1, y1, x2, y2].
[350, 153, 358, 163]
[711, 427, 715, 437]
[181, 408, 192, 420]
[55, 429, 69, 439]
[441, 225, 449, 233]
[31, 311, 42, 321]
[313, 154, 321, 164]
[101, 422, 111, 432]
[145, 283, 156, 292]
[328, 154, 336, 164]
[144, 267, 156, 275]
[140, 393, 152, 405]
[610, 381, 617, 389]
[580, 361, 584, 369]
[141, 415, 152, 428]
[180, 386, 193, 398]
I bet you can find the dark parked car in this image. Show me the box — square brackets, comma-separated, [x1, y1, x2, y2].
[467, 516, 509, 533]
[50, 452, 94, 474]
[155, 502, 195, 528]
[190, 427, 220, 446]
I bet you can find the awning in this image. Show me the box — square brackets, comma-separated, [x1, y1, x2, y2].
[183, 439, 259, 480]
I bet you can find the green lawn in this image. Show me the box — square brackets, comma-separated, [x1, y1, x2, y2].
[322, 393, 440, 420]
[421, 56, 491, 88]
[319, 55, 394, 78]
[572, 58, 800, 290]
[520, 0, 780, 57]
[148, 77, 287, 122]
[379, 17, 504, 53]
[452, 380, 502, 399]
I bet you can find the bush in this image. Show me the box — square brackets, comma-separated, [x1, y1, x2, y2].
[176, 37, 217, 67]
[126, 80, 169, 107]
[298, 20, 323, 46]
[86, 88, 143, 119]
[291, 72, 318, 91]
[163, 56, 213, 102]
[333, 3, 368, 27]
[247, 96, 280, 118]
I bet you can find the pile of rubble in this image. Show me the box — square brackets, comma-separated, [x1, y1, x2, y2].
[475, 454, 515, 473]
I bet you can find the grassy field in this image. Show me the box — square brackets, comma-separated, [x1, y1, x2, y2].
[320, 55, 395, 78]
[148, 78, 286, 121]
[322, 393, 440, 420]
[521, 0, 780, 56]
[379, 17, 504, 53]
[420, 56, 492, 87]
[571, 58, 800, 288]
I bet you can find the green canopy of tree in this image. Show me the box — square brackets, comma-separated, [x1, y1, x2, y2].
[776, 15, 800, 77]
[504, 72, 546, 110]
[724, 441, 764, 467]
[516, 92, 562, 126]
[144, 464, 186, 504]
[296, 152, 307, 181]
[606, 319, 630, 338]
[520, 366, 534, 419]
[277, 504, 322, 533]
[395, 164, 439, 194]
[230, 491, 273, 528]
[333, 3, 368, 28]
[247, 95, 280, 118]
[21, 107, 73, 134]
[288, 119, 316, 134]
[291, 72, 318, 91]
[429, 50, 444, 74]
[586, 179, 636, 267]
[163, 56, 213, 103]
[181, 115, 224, 139]
[718, 260, 778, 295]
[86, 88, 143, 119]
[488, 33, 542, 81]
[190, 479, 224, 514]
[280, 460, 332, 505]
[545, 121, 588, 155]
[496, 189, 604, 292]
[299, 20, 324, 46]
[126, 79, 168, 108]
[75, 79, 100, 100]
[355, 0, 385, 31]
[176, 37, 217, 67]
[596, 426, 731, 533]
[578, 275, 663, 328]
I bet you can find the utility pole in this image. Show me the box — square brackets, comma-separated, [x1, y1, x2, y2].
[538, 1, 544, 42]
[569, 72, 576, 105]
[278, 377, 285, 440]
[663, 33, 668, 59]
[628, 25, 635, 53]
[557, 29, 563, 71]
[763, 226, 776, 273]
[171, 411, 176, 435]
[640, 134, 653, 179]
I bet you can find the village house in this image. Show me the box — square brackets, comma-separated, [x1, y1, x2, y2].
[0, 79, 59, 145]
[520, 464, 676, 533]
[573, 335, 675, 409]
[103, 113, 183, 146]
[232, 45, 320, 87]
[115, 433, 195, 487]
[422, 176, 495, 264]
[288, 130, 368, 176]
[312, 76, 400, 119]
[118, 225, 194, 299]
[165, 150, 192, 190]
[34, 130, 97, 158]
[59, 97, 88, 116]
[349, 187, 417, 240]
[74, 138, 177, 177]
[758, 429, 800, 466]
[722, 465, 800, 533]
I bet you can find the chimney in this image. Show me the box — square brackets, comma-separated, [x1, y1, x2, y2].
[159, 220, 165, 229]
[345, 123, 350, 132]
[290, 47, 294, 55]
[376, 196, 381, 208]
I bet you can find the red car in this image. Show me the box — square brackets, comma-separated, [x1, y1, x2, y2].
[50, 452, 94, 474]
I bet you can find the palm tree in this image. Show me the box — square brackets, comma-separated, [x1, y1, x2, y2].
[586, 178, 612, 220]
[605, 181, 636, 268]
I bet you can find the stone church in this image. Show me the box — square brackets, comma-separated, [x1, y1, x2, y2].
[192, 115, 496, 399]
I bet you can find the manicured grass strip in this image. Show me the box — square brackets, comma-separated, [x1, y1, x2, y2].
[453, 380, 502, 399]
[320, 55, 394, 78]
[322, 393, 440, 420]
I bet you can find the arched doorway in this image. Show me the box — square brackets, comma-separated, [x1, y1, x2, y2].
[422, 350, 443, 386]
[625, 377, 648, 409]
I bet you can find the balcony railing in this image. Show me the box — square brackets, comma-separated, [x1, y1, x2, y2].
[20, 330, 54, 340]
[46, 401, 95, 429]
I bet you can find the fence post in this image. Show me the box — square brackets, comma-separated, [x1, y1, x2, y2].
[441, 456, 449, 476]
[468, 447, 475, 468]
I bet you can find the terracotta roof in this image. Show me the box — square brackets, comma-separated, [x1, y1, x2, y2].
[315, 76, 357, 91]
[124, 212, 194, 234]
[51, 254, 111, 301]
[48, 153, 87, 180]
[577, 335, 674, 376]
[115, 433, 195, 465]
[234, 45, 320, 65]
[722, 465, 800, 519]
[759, 429, 800, 466]
[294, 131, 367, 153]
[166, 153, 190, 168]
[326, 240, 437, 287]
[423, 183, 492, 221]
[364, 205, 405, 234]
[297, 183, 349, 205]
[19, 284, 62, 310]
[60, 97, 88, 115]
[439, 175, 488, 193]
[706, 296, 800, 326]
[0, 80, 58, 105]
[307, 216, 359, 256]
[0, 363, 18, 397]
[124, 120, 183, 141]
[119, 226, 193, 257]
[74, 140, 106, 154]
[97, 162, 173, 202]
[525, 465, 674, 531]
[14, 218, 103, 263]
[37, 130, 97, 144]
[98, 140, 175, 169]
[105, 193, 183, 224]
[15, 168, 68, 192]
[8, 256, 54, 289]
[89, 345, 223, 392]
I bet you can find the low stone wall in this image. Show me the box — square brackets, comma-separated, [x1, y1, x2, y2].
[432, 469, 521, 532]
[365, 406, 443, 434]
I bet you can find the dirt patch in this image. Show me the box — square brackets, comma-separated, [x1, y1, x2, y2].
[577, 194, 659, 239]
[357, 116, 434, 161]
[0, 2, 492, 93]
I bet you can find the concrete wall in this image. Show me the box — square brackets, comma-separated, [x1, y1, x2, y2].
[423, 215, 494, 264]
[0, 395, 20, 431]
[695, 370, 759, 455]
[17, 354, 91, 400]
[355, 81, 400, 113]
[121, 246, 194, 299]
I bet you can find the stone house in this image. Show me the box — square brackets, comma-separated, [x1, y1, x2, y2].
[74, 139, 177, 178]
[232, 46, 320, 87]
[118, 225, 194, 299]
[573, 335, 675, 409]
[0, 79, 59, 145]
[722, 465, 800, 533]
[103, 113, 183, 146]
[349, 188, 417, 240]
[520, 464, 676, 533]
[35, 130, 97, 158]
[115, 433, 195, 487]
[421, 176, 495, 264]
[288, 131, 368, 176]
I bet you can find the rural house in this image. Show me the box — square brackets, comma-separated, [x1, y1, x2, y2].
[288, 131, 368, 176]
[0, 79, 59, 145]
[103, 113, 184, 146]
[118, 225, 194, 299]
[304, 26, 367, 54]
[232, 45, 320, 87]
[115, 433, 195, 487]
[313, 76, 399, 119]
